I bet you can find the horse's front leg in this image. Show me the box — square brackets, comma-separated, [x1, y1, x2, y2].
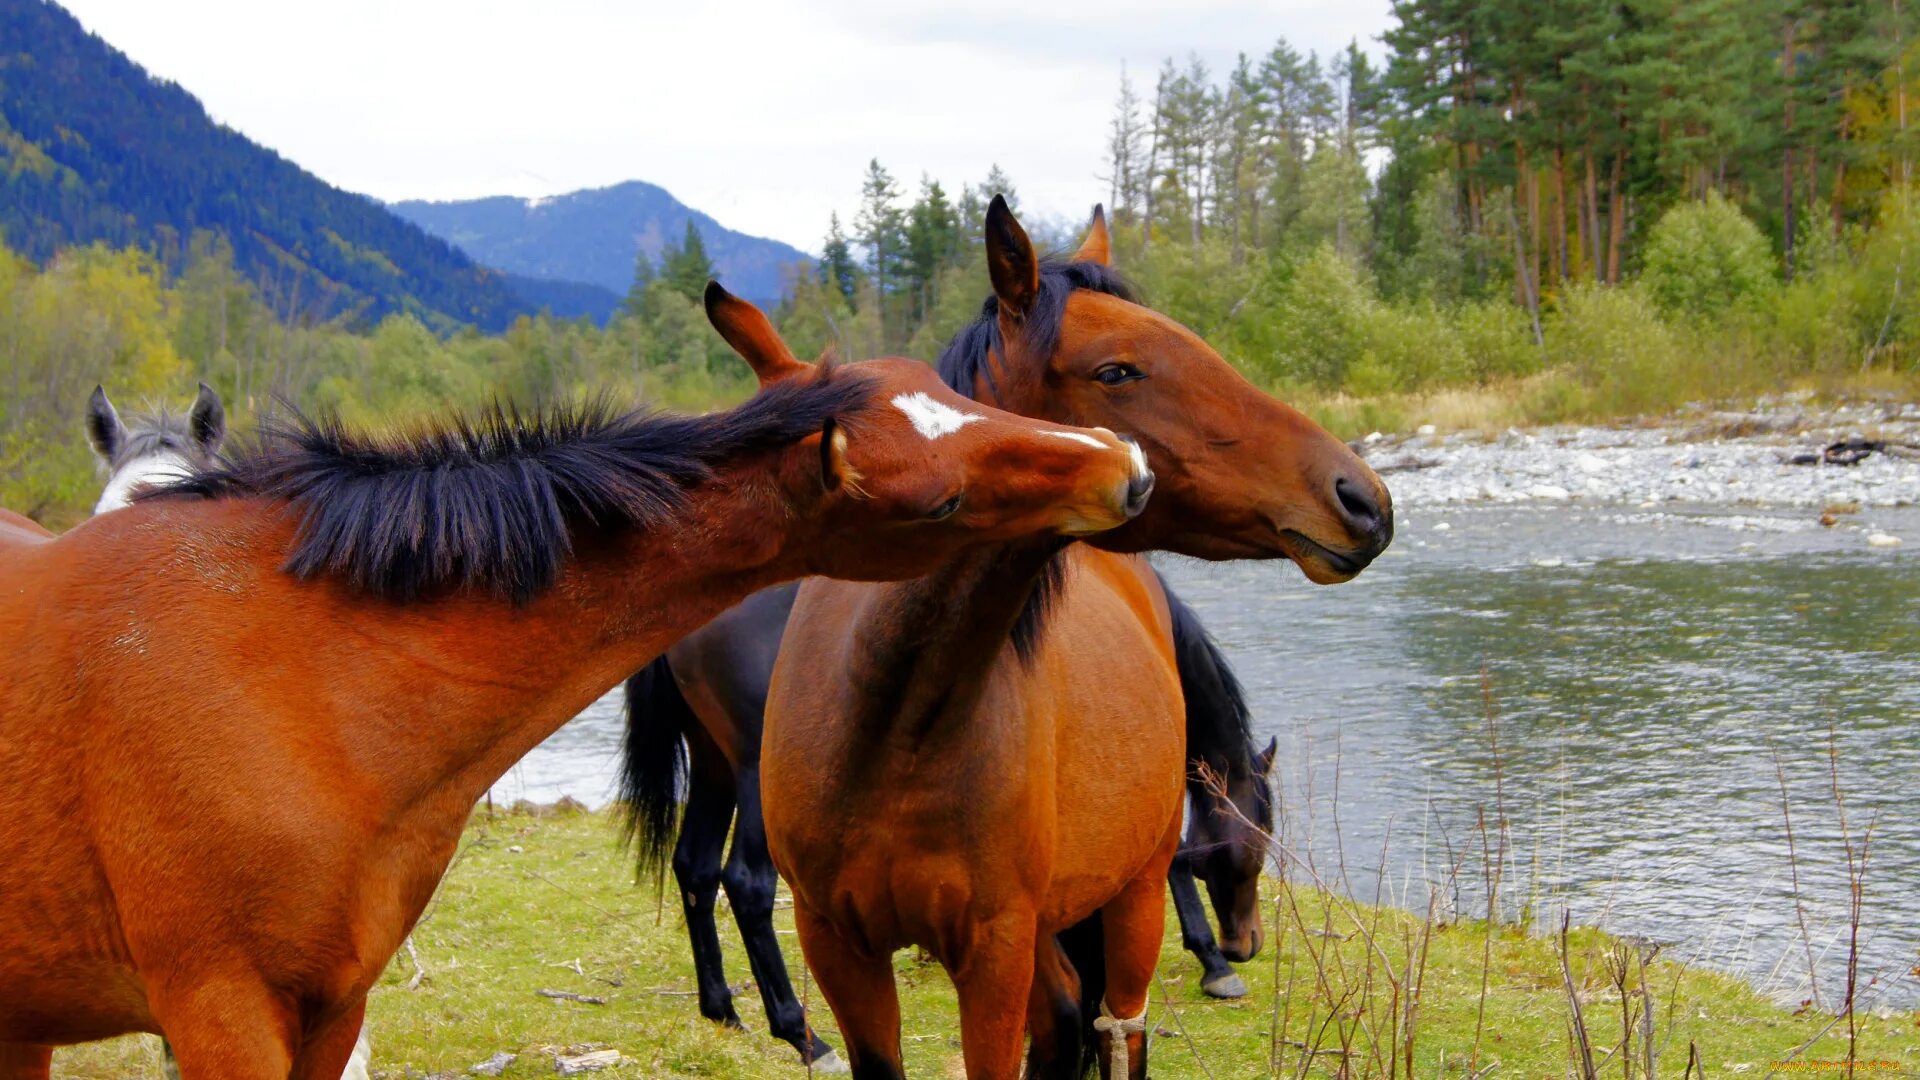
[793, 902, 903, 1080]
[722, 766, 843, 1070]
[151, 974, 298, 1080]
[1168, 851, 1246, 998]
[951, 910, 1039, 1080]
[1094, 866, 1171, 1080]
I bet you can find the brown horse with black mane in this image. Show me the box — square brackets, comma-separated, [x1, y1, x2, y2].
[0, 284, 1151, 1080]
[758, 200, 1393, 1079]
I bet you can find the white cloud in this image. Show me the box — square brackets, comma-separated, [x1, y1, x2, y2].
[57, 0, 1392, 254]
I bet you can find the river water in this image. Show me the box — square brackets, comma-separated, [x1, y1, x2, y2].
[491, 494, 1920, 1010]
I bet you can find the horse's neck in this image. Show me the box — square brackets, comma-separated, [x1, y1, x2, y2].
[281, 477, 798, 818]
[840, 539, 1062, 745]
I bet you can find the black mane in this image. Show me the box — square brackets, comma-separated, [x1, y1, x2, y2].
[1160, 571, 1257, 798]
[153, 373, 874, 603]
[935, 256, 1137, 658]
[936, 256, 1137, 402]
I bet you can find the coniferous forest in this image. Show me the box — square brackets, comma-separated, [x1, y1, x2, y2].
[7, 0, 1920, 525]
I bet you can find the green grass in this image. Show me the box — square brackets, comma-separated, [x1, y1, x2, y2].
[51, 807, 1918, 1078]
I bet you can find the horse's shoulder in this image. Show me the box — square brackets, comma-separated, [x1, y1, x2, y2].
[1060, 549, 1171, 630]
[1044, 550, 1176, 679]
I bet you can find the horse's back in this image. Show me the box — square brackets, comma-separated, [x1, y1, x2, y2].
[0, 507, 52, 550]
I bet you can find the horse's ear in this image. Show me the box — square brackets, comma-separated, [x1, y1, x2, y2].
[1072, 204, 1112, 266]
[190, 382, 226, 453]
[985, 194, 1039, 319]
[704, 281, 807, 386]
[86, 385, 125, 461]
[817, 417, 856, 493]
[1257, 736, 1278, 777]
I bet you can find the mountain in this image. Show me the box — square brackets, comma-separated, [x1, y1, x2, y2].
[391, 182, 811, 306]
[499, 273, 622, 325]
[0, 0, 528, 330]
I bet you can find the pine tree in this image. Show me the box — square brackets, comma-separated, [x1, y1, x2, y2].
[661, 220, 714, 302]
[1104, 64, 1149, 229]
[622, 250, 656, 319]
[982, 164, 1019, 211]
[818, 212, 861, 309]
[904, 176, 962, 324]
[854, 159, 907, 343]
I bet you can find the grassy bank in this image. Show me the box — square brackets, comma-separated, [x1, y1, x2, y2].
[1293, 366, 1920, 444]
[49, 807, 1916, 1079]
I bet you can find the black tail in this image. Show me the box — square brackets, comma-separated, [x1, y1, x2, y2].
[1158, 570, 1255, 800]
[1058, 915, 1107, 1079]
[617, 654, 693, 887]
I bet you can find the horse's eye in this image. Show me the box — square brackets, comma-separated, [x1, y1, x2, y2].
[926, 493, 964, 521]
[1093, 363, 1145, 386]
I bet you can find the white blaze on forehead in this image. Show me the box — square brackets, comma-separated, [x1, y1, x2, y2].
[1042, 430, 1109, 450]
[94, 452, 193, 514]
[891, 392, 985, 440]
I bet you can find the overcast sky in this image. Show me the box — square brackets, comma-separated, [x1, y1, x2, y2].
[60, 0, 1392, 254]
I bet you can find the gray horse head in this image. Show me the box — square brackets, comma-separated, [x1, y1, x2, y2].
[86, 382, 226, 514]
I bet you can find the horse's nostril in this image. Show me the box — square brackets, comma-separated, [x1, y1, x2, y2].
[1124, 470, 1155, 518]
[1334, 475, 1381, 530]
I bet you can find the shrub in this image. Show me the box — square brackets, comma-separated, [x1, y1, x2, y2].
[1242, 244, 1382, 388]
[1454, 298, 1542, 381]
[1547, 283, 1689, 417]
[1639, 193, 1777, 318]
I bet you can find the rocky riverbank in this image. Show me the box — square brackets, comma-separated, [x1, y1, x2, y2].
[1359, 397, 1920, 531]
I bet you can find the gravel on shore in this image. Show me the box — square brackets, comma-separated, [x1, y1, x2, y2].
[1359, 397, 1920, 512]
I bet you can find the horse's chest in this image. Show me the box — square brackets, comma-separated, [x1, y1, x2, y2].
[775, 744, 1051, 913]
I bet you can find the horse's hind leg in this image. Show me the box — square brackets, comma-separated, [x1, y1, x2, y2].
[1092, 869, 1169, 1080]
[1168, 853, 1245, 998]
[792, 903, 903, 1080]
[290, 998, 366, 1080]
[0, 1042, 53, 1080]
[722, 767, 843, 1070]
[673, 765, 741, 1028]
[1023, 933, 1084, 1080]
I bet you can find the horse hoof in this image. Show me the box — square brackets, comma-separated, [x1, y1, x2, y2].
[808, 1048, 852, 1073]
[1202, 973, 1249, 999]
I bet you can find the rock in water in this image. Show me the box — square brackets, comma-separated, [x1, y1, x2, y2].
[1867, 532, 1903, 547]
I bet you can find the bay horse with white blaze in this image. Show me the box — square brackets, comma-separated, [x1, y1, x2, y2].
[0, 283, 1151, 1080]
[759, 199, 1393, 1079]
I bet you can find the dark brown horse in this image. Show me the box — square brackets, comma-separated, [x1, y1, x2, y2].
[0, 285, 1152, 1080]
[758, 200, 1391, 1079]
[1160, 585, 1277, 1001]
